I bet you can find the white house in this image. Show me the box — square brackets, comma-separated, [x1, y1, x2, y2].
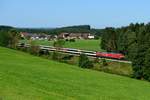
[88, 35, 95, 39]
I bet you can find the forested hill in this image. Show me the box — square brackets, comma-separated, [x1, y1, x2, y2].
[17, 25, 91, 34]
[0, 25, 13, 30]
[16, 25, 103, 36]
[0, 25, 104, 36]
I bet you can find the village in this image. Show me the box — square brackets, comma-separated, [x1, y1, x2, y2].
[20, 32, 95, 41]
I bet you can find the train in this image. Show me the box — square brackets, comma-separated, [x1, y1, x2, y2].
[95, 52, 125, 60]
[18, 43, 125, 60]
[57, 48, 125, 60]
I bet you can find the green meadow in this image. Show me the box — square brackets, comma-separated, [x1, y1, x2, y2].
[0, 47, 150, 100]
[23, 39, 103, 51]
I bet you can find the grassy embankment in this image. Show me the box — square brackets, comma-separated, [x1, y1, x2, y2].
[0, 47, 150, 100]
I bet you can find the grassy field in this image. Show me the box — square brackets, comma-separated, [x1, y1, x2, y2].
[63, 39, 102, 51]
[23, 39, 103, 51]
[0, 47, 150, 100]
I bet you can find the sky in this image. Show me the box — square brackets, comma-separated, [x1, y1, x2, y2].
[0, 0, 150, 28]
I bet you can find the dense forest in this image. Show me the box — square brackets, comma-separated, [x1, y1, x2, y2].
[101, 23, 150, 81]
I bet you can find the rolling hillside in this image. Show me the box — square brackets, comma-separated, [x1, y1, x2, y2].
[0, 47, 150, 100]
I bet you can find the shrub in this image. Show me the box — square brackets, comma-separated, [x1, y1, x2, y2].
[93, 57, 100, 63]
[79, 53, 93, 69]
[51, 51, 60, 61]
[65, 39, 69, 41]
[69, 39, 75, 42]
[94, 36, 99, 40]
[29, 45, 40, 55]
[62, 55, 74, 60]
[101, 58, 108, 66]
[39, 50, 49, 56]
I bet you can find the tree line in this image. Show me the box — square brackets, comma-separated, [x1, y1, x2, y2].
[101, 23, 150, 81]
[16, 25, 103, 36]
[17, 25, 91, 34]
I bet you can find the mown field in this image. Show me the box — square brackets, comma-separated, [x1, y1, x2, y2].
[23, 39, 103, 51]
[0, 47, 150, 100]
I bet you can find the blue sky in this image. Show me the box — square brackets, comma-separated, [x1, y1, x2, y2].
[0, 0, 150, 28]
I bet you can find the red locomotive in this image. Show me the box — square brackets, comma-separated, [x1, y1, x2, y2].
[96, 52, 125, 59]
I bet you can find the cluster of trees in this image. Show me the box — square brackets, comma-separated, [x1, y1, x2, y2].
[0, 26, 20, 48]
[101, 23, 150, 81]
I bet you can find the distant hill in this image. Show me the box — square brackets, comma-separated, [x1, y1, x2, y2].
[0, 47, 150, 100]
[16, 25, 91, 34]
[0, 25, 103, 36]
[0, 25, 13, 30]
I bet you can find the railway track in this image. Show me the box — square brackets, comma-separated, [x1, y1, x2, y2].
[18, 43, 132, 64]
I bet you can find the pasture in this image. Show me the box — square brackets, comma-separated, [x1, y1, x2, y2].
[23, 39, 103, 51]
[0, 47, 150, 100]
